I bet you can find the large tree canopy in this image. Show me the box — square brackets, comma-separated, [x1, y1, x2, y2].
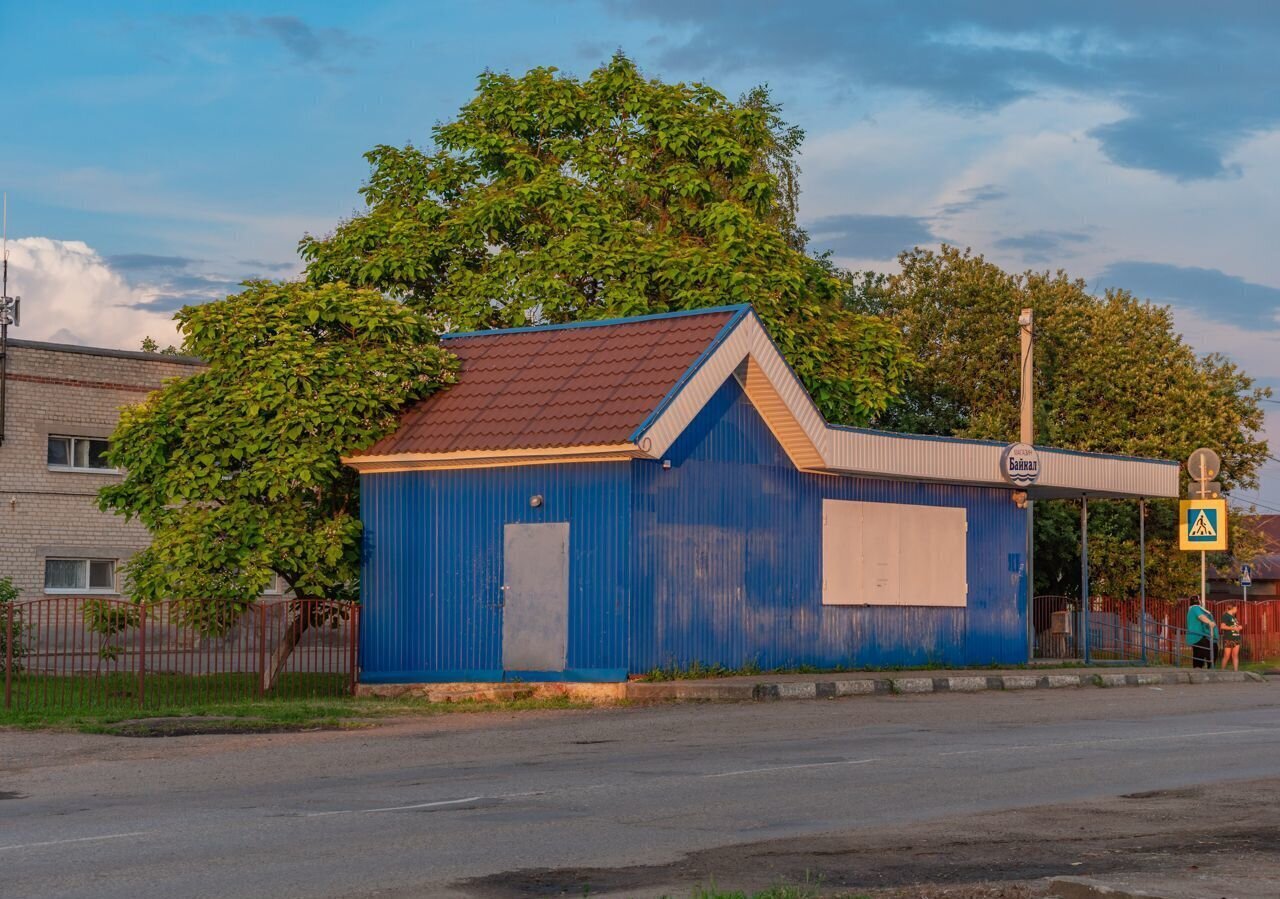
[849, 246, 1271, 599]
[300, 54, 912, 425]
[100, 281, 455, 635]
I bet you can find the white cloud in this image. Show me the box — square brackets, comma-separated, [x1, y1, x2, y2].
[3, 237, 181, 350]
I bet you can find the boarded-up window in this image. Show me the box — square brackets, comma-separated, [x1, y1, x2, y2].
[822, 499, 967, 607]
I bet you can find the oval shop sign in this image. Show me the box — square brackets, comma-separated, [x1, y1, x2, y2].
[1001, 443, 1041, 487]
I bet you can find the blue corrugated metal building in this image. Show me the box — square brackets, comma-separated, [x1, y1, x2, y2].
[346, 306, 1178, 683]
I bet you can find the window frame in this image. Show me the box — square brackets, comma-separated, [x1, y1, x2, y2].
[43, 557, 119, 595]
[47, 435, 118, 474]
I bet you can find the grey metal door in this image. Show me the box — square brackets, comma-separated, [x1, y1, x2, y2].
[501, 522, 569, 671]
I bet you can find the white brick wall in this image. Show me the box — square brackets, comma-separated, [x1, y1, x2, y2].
[0, 341, 203, 599]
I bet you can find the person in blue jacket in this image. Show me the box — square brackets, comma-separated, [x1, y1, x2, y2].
[1186, 600, 1217, 668]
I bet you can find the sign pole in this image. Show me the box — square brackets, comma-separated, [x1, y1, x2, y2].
[1199, 461, 1208, 606]
[1182, 448, 1227, 669]
[1019, 309, 1035, 663]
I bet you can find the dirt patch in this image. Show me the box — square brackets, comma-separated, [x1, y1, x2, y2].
[457, 779, 1280, 898]
[96, 716, 342, 737]
[0, 790, 25, 800]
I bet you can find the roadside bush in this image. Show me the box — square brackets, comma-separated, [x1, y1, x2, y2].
[0, 576, 25, 673]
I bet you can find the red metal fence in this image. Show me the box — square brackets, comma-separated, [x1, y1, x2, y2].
[1033, 595, 1278, 665]
[3, 597, 359, 711]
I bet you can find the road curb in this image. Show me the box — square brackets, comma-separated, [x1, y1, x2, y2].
[356, 669, 1265, 704]
[623, 668, 1265, 704]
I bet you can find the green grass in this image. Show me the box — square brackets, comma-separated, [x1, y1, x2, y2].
[0, 672, 593, 732]
[5, 671, 348, 708]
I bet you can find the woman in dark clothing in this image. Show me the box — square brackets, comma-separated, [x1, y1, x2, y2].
[1220, 603, 1242, 671]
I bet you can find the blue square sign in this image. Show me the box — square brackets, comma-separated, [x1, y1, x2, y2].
[1186, 506, 1218, 542]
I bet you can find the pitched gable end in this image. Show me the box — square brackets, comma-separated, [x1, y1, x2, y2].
[633, 311, 829, 470]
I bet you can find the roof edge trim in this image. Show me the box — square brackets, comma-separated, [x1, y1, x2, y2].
[627, 305, 753, 443]
[346, 442, 644, 472]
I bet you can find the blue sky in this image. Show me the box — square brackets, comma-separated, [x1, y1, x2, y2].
[5, 1, 1280, 503]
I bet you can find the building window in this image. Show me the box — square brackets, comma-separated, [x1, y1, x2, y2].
[47, 436, 115, 472]
[44, 558, 117, 594]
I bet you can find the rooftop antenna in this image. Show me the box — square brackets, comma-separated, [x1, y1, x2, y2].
[0, 194, 20, 446]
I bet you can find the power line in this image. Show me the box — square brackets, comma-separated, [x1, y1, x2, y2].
[1224, 493, 1280, 515]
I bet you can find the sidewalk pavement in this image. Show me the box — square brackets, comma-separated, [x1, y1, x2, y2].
[356, 666, 1266, 704]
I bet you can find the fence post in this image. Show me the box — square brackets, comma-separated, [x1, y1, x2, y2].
[5, 601, 12, 709]
[348, 605, 359, 696]
[137, 603, 146, 709]
[257, 604, 266, 699]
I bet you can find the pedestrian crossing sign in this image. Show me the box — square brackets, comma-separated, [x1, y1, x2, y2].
[1179, 499, 1228, 551]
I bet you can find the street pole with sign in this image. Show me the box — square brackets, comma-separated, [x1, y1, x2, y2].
[1182, 448, 1226, 667]
[1185, 448, 1223, 605]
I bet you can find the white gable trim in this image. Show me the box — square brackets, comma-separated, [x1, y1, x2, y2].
[638, 313, 829, 464]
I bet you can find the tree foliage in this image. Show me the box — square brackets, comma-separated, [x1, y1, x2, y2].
[100, 281, 455, 633]
[300, 54, 911, 424]
[849, 246, 1271, 599]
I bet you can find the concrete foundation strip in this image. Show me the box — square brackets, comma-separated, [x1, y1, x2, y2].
[356, 669, 1265, 704]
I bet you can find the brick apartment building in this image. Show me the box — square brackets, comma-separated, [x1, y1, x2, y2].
[0, 338, 203, 600]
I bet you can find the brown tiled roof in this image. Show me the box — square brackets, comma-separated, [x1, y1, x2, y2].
[358, 308, 740, 456]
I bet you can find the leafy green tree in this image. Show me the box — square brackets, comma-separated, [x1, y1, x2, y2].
[849, 246, 1270, 599]
[300, 54, 911, 425]
[100, 281, 455, 687]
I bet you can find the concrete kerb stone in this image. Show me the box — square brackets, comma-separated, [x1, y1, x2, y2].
[1041, 674, 1085, 688]
[1001, 674, 1040, 690]
[832, 679, 879, 697]
[943, 676, 990, 692]
[890, 677, 935, 694]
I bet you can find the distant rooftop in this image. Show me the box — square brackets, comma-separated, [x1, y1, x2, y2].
[8, 337, 203, 366]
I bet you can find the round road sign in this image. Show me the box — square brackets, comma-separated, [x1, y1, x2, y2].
[1186, 447, 1221, 482]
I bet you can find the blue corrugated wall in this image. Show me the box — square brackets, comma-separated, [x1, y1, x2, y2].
[359, 463, 632, 682]
[358, 375, 1027, 682]
[629, 377, 1026, 672]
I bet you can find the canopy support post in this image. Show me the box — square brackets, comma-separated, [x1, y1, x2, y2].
[1139, 498, 1147, 665]
[1081, 496, 1090, 664]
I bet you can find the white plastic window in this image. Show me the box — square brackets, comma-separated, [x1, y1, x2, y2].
[47, 436, 115, 472]
[44, 558, 117, 594]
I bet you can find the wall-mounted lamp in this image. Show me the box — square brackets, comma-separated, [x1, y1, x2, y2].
[529, 494, 544, 508]
[662, 459, 672, 470]
[1011, 490, 1028, 509]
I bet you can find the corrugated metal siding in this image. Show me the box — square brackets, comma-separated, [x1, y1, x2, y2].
[1035, 448, 1179, 499]
[360, 463, 631, 681]
[630, 378, 1027, 672]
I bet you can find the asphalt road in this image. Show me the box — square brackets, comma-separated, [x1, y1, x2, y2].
[2, 683, 1278, 899]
